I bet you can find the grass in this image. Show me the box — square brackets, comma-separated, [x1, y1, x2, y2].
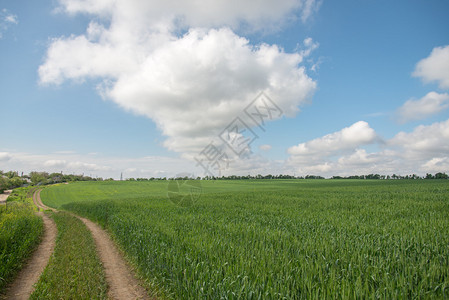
[41, 179, 449, 299]
[5, 186, 38, 204]
[0, 189, 43, 293]
[30, 211, 108, 299]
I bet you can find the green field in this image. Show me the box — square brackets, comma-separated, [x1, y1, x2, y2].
[41, 180, 449, 299]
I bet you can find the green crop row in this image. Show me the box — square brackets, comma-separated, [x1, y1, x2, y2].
[42, 180, 449, 299]
[30, 211, 108, 299]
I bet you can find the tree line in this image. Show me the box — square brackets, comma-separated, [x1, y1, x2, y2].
[0, 171, 102, 193]
[1, 170, 448, 193]
[131, 173, 448, 181]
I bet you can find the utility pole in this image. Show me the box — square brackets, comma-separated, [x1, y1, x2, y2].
[120, 172, 123, 181]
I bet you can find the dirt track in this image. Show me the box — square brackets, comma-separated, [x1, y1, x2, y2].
[79, 217, 149, 299]
[33, 190, 149, 299]
[0, 189, 12, 204]
[3, 210, 57, 299]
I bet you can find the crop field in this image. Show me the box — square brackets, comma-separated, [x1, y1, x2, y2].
[41, 180, 449, 299]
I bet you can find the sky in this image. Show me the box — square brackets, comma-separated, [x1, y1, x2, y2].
[1, 0, 449, 179]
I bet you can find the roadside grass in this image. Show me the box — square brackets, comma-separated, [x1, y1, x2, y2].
[0, 200, 43, 293]
[5, 186, 37, 204]
[30, 211, 107, 299]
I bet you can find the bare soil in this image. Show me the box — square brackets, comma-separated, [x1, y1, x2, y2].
[0, 189, 12, 204]
[79, 217, 150, 299]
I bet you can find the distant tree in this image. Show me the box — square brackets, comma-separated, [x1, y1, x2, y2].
[4, 171, 18, 179]
[0, 176, 8, 193]
[425, 173, 434, 179]
[305, 175, 325, 179]
[434, 172, 448, 179]
[9, 177, 25, 188]
[30, 172, 49, 185]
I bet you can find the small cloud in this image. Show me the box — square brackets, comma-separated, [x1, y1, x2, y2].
[0, 8, 18, 39]
[299, 37, 319, 58]
[54, 150, 77, 154]
[300, 0, 322, 23]
[0, 152, 12, 161]
[44, 159, 67, 168]
[396, 92, 449, 123]
[421, 157, 449, 172]
[67, 161, 112, 171]
[413, 45, 449, 89]
[389, 118, 449, 155]
[259, 144, 272, 151]
[364, 111, 389, 118]
[4, 14, 18, 24]
[288, 121, 379, 157]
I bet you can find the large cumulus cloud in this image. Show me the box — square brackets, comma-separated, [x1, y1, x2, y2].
[39, 0, 318, 158]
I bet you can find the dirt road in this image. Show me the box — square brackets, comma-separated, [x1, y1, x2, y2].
[33, 189, 55, 212]
[79, 217, 149, 299]
[3, 212, 57, 299]
[0, 189, 12, 204]
[33, 190, 149, 299]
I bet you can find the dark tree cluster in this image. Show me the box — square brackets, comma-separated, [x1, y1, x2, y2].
[331, 173, 447, 180]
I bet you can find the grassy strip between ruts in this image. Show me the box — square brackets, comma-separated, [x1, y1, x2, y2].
[0, 190, 43, 293]
[30, 211, 108, 299]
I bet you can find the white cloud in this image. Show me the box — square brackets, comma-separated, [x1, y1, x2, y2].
[1, 8, 17, 24]
[421, 157, 449, 173]
[299, 37, 319, 57]
[3, 120, 449, 178]
[288, 121, 378, 157]
[337, 149, 381, 167]
[53, 150, 77, 154]
[43, 160, 109, 171]
[259, 144, 272, 151]
[67, 161, 112, 171]
[299, 162, 332, 174]
[0, 8, 18, 38]
[389, 118, 449, 159]
[39, 1, 318, 158]
[396, 92, 449, 123]
[44, 159, 67, 168]
[287, 118, 449, 177]
[56, 0, 320, 29]
[0, 152, 12, 162]
[299, 0, 322, 22]
[4, 15, 17, 24]
[413, 45, 449, 89]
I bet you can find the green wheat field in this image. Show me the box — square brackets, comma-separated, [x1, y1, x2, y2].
[41, 179, 449, 299]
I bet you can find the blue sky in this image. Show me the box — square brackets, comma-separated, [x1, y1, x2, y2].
[1, 0, 449, 179]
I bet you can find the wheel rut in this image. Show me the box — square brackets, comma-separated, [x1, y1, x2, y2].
[2, 210, 57, 299]
[34, 189, 150, 299]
